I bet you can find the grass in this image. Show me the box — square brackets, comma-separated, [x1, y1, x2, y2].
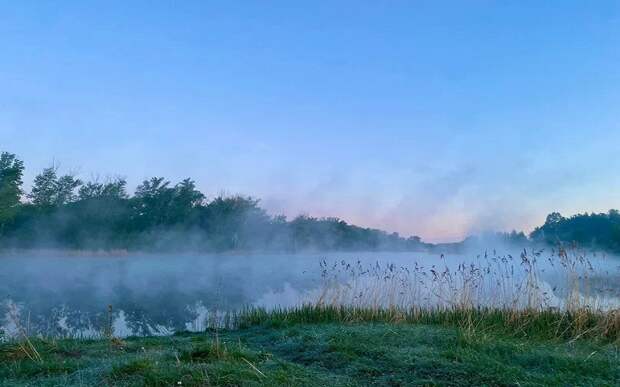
[1, 306, 619, 386]
[240, 304, 620, 341]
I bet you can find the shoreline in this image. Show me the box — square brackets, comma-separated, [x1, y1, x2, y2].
[2, 307, 618, 386]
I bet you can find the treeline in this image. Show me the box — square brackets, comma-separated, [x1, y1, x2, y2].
[3, 151, 618, 253]
[530, 211, 620, 252]
[0, 152, 427, 252]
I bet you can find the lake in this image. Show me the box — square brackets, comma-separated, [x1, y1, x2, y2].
[2, 249, 619, 338]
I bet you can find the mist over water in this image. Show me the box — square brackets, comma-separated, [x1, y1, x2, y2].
[1, 252, 318, 338]
[2, 248, 620, 339]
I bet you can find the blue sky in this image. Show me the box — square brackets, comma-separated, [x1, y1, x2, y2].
[1, 1, 619, 242]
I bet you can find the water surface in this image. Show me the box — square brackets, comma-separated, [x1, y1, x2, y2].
[2, 250, 619, 338]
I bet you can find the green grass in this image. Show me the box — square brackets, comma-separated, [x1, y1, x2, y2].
[1, 308, 619, 386]
[240, 305, 620, 341]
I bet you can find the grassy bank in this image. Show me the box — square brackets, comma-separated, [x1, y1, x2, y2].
[1, 307, 619, 386]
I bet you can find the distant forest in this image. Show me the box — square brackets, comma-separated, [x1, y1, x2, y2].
[530, 211, 620, 252]
[1, 151, 618, 252]
[0, 152, 427, 252]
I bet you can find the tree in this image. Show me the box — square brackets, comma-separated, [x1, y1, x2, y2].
[0, 152, 25, 231]
[28, 167, 57, 206]
[545, 212, 564, 225]
[169, 178, 205, 223]
[54, 175, 82, 205]
[28, 166, 82, 206]
[133, 177, 174, 227]
[79, 178, 128, 200]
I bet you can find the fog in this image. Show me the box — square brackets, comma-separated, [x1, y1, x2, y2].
[2, 247, 619, 339]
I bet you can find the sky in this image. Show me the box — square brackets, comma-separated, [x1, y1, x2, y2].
[1, 1, 619, 242]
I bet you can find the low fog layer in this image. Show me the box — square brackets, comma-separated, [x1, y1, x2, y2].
[2, 248, 619, 338]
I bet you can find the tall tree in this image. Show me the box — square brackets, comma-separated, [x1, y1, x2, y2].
[54, 175, 82, 205]
[28, 167, 58, 206]
[0, 152, 25, 231]
[28, 166, 82, 206]
[169, 178, 205, 224]
[133, 177, 174, 227]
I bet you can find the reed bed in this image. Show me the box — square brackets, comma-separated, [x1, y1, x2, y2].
[239, 246, 620, 342]
[312, 247, 616, 312]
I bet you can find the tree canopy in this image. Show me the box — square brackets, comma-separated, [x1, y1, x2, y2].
[0, 152, 25, 232]
[530, 210, 620, 251]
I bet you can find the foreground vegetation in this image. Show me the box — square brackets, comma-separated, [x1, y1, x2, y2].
[1, 241, 617, 385]
[1, 306, 619, 386]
